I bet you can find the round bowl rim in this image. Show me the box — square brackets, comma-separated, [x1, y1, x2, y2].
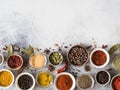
[7, 54, 23, 70]
[15, 72, 35, 90]
[67, 44, 89, 67]
[0, 69, 14, 88]
[54, 72, 76, 90]
[90, 48, 110, 68]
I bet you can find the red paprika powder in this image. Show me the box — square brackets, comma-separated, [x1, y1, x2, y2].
[112, 76, 120, 90]
[57, 75, 73, 90]
[8, 55, 22, 69]
[92, 50, 107, 66]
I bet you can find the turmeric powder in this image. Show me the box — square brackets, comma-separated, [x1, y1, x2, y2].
[0, 71, 13, 87]
[37, 72, 52, 87]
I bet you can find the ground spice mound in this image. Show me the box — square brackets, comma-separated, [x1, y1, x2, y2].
[57, 75, 73, 90]
[92, 50, 107, 66]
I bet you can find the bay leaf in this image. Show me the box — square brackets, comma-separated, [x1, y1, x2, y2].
[109, 44, 120, 55]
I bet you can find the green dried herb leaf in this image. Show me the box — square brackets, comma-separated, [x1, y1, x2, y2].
[22, 45, 34, 57]
[109, 44, 120, 55]
[8, 44, 13, 56]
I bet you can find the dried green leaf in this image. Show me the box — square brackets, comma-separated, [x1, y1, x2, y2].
[109, 44, 120, 55]
[8, 44, 13, 57]
[22, 45, 34, 57]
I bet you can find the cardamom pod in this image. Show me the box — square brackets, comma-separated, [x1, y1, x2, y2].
[109, 44, 120, 55]
[8, 44, 13, 57]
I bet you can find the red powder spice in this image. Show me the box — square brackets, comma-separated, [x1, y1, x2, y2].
[112, 76, 120, 90]
[57, 75, 73, 90]
[92, 50, 107, 66]
[8, 55, 22, 69]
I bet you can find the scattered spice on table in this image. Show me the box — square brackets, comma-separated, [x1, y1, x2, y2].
[18, 74, 33, 89]
[57, 74, 73, 90]
[54, 44, 59, 47]
[2, 45, 8, 50]
[47, 64, 55, 71]
[29, 53, 46, 69]
[112, 76, 120, 90]
[68, 45, 88, 66]
[96, 71, 109, 84]
[92, 50, 107, 66]
[84, 65, 91, 72]
[37, 72, 52, 87]
[77, 75, 92, 89]
[49, 52, 63, 65]
[86, 45, 92, 49]
[0, 71, 13, 87]
[8, 55, 22, 69]
[106, 68, 112, 71]
[102, 45, 108, 49]
[44, 49, 50, 55]
[64, 46, 68, 48]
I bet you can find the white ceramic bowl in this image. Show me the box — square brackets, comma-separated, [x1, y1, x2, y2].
[95, 70, 111, 86]
[49, 51, 63, 66]
[36, 71, 53, 88]
[54, 72, 76, 90]
[0, 54, 4, 66]
[110, 74, 120, 90]
[90, 48, 110, 68]
[0, 69, 14, 89]
[7, 54, 23, 70]
[77, 74, 94, 90]
[15, 72, 35, 90]
[29, 53, 47, 69]
[67, 45, 89, 66]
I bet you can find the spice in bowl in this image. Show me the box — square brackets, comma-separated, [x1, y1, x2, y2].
[37, 71, 53, 87]
[111, 74, 120, 90]
[90, 48, 110, 68]
[68, 45, 89, 66]
[7, 54, 23, 70]
[77, 74, 94, 89]
[112, 55, 120, 71]
[15, 73, 35, 90]
[29, 53, 47, 69]
[0, 69, 14, 88]
[49, 52, 63, 65]
[96, 70, 111, 85]
[54, 72, 75, 90]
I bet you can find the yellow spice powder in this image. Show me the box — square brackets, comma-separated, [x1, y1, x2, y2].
[30, 54, 46, 69]
[0, 71, 13, 87]
[37, 72, 52, 87]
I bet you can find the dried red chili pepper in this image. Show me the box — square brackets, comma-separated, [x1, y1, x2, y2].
[57, 61, 68, 73]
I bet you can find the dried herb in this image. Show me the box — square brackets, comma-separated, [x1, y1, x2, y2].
[47, 65, 55, 71]
[21, 45, 34, 57]
[8, 44, 13, 57]
[102, 45, 108, 49]
[109, 44, 120, 55]
[84, 65, 91, 72]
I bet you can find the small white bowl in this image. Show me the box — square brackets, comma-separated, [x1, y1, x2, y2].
[49, 51, 63, 66]
[110, 74, 120, 90]
[0, 54, 4, 66]
[0, 69, 14, 89]
[95, 70, 111, 86]
[77, 74, 94, 90]
[29, 53, 47, 69]
[54, 72, 76, 90]
[15, 72, 35, 90]
[36, 71, 53, 88]
[90, 48, 110, 68]
[7, 54, 23, 70]
[67, 45, 89, 66]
